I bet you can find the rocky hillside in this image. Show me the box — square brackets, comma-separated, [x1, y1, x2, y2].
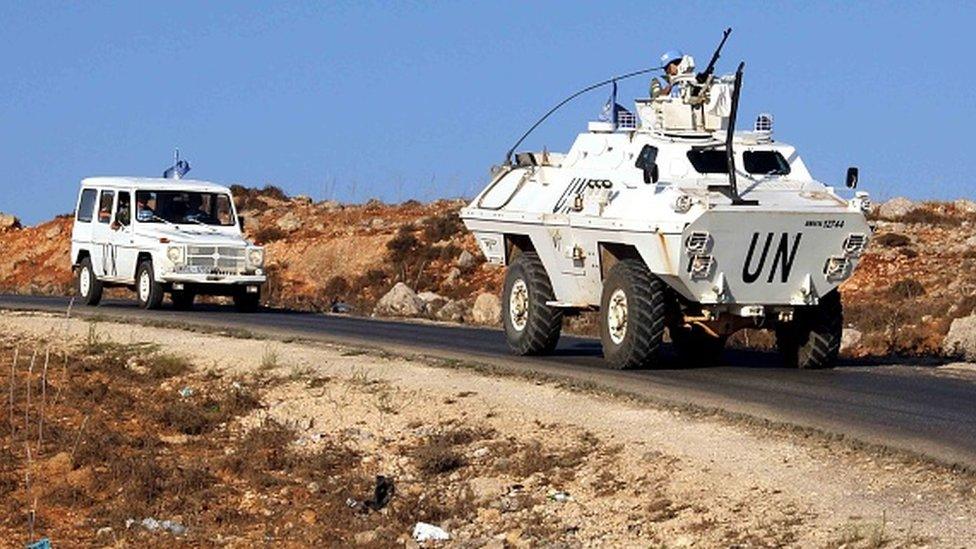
[1, 189, 975, 360]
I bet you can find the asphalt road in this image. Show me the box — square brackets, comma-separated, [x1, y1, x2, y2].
[3, 293, 975, 469]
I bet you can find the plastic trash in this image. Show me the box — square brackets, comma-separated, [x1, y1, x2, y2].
[412, 522, 450, 542]
[548, 490, 572, 503]
[26, 539, 51, 549]
[178, 387, 194, 398]
[126, 517, 187, 536]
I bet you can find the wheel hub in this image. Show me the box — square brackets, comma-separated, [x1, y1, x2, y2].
[509, 278, 529, 331]
[80, 267, 91, 296]
[139, 271, 151, 302]
[607, 288, 628, 344]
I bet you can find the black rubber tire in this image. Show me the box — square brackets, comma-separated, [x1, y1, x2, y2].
[776, 290, 843, 369]
[502, 251, 563, 355]
[171, 291, 195, 311]
[136, 261, 165, 310]
[233, 290, 261, 313]
[599, 259, 666, 370]
[670, 324, 726, 366]
[76, 256, 103, 306]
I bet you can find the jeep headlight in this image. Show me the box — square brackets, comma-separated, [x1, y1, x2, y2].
[247, 247, 264, 267]
[166, 245, 184, 265]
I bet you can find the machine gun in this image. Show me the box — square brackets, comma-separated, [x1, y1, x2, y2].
[696, 27, 732, 85]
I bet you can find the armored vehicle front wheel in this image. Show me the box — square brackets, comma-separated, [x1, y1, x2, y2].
[600, 259, 666, 369]
[76, 257, 103, 306]
[136, 261, 165, 310]
[670, 324, 726, 366]
[775, 291, 843, 369]
[502, 251, 563, 355]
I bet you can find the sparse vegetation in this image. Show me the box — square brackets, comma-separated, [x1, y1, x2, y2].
[260, 343, 279, 370]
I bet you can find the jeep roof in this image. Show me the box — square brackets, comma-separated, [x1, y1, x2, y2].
[80, 176, 232, 194]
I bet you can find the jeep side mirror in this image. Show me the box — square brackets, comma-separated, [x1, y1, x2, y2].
[845, 166, 859, 189]
[238, 215, 245, 232]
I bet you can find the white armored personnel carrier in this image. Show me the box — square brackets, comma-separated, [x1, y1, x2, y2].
[461, 30, 870, 369]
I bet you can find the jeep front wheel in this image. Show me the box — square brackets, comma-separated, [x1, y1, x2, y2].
[502, 251, 563, 355]
[136, 261, 165, 310]
[76, 257, 103, 306]
[599, 259, 666, 370]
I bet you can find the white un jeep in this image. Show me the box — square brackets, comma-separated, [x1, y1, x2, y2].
[70, 176, 267, 312]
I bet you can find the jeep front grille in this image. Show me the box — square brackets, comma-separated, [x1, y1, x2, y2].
[185, 246, 247, 275]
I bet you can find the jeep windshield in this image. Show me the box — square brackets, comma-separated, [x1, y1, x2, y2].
[135, 190, 235, 226]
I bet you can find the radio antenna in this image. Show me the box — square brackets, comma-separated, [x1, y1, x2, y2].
[504, 66, 664, 164]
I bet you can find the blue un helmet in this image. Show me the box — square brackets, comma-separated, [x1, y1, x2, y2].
[660, 49, 683, 68]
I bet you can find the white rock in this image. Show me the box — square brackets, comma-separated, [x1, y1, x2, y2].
[0, 213, 20, 231]
[276, 211, 302, 232]
[955, 199, 976, 214]
[877, 197, 917, 219]
[840, 328, 862, 354]
[435, 299, 468, 323]
[471, 293, 501, 325]
[412, 522, 450, 542]
[457, 250, 477, 269]
[417, 291, 448, 314]
[374, 282, 425, 317]
[944, 315, 976, 361]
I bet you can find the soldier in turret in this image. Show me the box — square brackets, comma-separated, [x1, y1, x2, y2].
[659, 50, 689, 97]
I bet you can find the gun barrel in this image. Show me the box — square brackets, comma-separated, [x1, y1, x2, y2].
[702, 27, 733, 78]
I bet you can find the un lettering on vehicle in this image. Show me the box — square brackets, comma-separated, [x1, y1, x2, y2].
[741, 232, 803, 284]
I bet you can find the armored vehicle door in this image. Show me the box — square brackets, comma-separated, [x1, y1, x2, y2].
[110, 190, 137, 283]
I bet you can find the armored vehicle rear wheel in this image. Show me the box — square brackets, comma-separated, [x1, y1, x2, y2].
[600, 259, 666, 369]
[76, 257, 103, 306]
[670, 324, 726, 366]
[775, 291, 842, 369]
[171, 291, 195, 311]
[136, 261, 165, 310]
[502, 251, 563, 355]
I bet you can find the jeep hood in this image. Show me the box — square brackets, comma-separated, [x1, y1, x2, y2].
[135, 225, 249, 246]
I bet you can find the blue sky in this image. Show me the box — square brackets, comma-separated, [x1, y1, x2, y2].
[1, 1, 973, 224]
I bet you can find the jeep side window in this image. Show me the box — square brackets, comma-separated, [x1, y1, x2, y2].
[116, 192, 131, 226]
[76, 189, 97, 223]
[98, 190, 115, 224]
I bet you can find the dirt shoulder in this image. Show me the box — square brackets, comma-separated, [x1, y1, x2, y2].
[1, 311, 974, 547]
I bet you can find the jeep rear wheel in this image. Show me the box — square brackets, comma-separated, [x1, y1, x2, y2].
[599, 259, 666, 369]
[502, 251, 563, 355]
[136, 261, 165, 310]
[776, 290, 843, 369]
[76, 257, 103, 306]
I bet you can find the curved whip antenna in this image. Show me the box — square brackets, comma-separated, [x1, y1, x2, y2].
[504, 65, 664, 164]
